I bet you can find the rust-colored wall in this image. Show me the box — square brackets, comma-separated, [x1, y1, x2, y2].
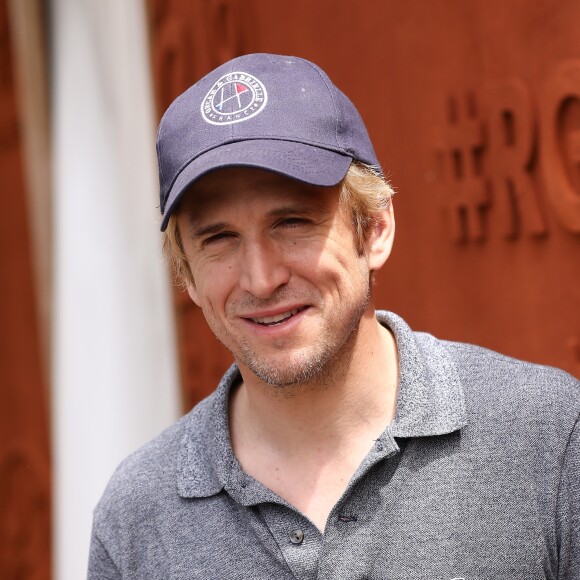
[147, 0, 580, 409]
[0, 0, 51, 578]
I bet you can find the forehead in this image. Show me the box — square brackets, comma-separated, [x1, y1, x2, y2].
[177, 167, 339, 221]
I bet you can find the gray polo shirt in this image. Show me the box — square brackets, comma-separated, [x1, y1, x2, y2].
[88, 311, 580, 579]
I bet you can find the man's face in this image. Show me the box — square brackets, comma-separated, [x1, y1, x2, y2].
[177, 167, 390, 387]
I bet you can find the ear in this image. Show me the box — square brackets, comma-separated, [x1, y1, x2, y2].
[186, 281, 201, 307]
[366, 204, 395, 271]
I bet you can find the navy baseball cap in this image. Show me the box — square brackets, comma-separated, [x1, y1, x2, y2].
[157, 53, 381, 230]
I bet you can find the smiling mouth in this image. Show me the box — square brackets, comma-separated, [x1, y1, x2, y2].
[248, 307, 307, 326]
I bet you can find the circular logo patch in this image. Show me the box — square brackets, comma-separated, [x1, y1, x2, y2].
[201, 71, 268, 126]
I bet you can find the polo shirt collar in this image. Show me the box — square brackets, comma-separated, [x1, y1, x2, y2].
[177, 365, 239, 499]
[177, 311, 467, 499]
[378, 311, 467, 438]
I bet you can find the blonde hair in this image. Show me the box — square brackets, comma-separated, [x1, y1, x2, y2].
[162, 162, 394, 287]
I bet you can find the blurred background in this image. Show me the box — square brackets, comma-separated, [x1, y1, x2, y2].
[1, 0, 579, 578]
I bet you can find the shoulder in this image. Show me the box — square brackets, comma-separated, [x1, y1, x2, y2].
[379, 310, 580, 438]
[92, 392, 216, 533]
[422, 334, 580, 438]
[438, 337, 579, 405]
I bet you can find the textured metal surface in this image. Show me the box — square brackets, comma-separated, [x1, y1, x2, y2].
[146, 0, 580, 409]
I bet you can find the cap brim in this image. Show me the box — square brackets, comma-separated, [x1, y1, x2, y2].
[160, 139, 352, 230]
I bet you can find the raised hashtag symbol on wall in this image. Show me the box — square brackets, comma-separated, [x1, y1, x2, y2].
[439, 93, 489, 242]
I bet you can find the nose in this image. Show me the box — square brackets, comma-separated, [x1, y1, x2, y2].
[239, 237, 290, 299]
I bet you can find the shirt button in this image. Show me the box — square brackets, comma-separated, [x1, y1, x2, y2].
[289, 529, 304, 544]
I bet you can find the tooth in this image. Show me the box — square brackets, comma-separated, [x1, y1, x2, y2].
[252, 308, 299, 325]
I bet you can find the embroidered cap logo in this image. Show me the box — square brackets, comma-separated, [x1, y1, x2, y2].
[201, 71, 268, 126]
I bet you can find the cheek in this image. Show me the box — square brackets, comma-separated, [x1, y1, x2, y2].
[299, 247, 366, 302]
[316, 231, 366, 276]
[191, 261, 237, 310]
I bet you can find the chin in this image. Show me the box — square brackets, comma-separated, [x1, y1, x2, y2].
[237, 343, 341, 388]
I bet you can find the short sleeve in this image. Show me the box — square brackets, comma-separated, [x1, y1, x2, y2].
[87, 527, 121, 580]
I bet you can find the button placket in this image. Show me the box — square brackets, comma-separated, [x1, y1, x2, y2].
[259, 503, 322, 579]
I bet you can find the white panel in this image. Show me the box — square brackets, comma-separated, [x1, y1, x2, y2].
[51, 1, 180, 578]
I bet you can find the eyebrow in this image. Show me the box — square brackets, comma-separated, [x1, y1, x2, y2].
[265, 203, 325, 218]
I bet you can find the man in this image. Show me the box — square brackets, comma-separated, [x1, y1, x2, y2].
[89, 54, 579, 579]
